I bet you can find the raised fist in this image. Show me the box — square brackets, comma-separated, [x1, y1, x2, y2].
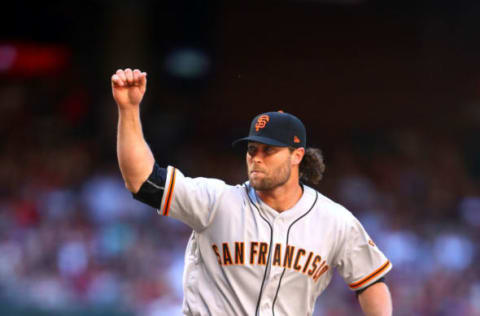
[111, 68, 147, 110]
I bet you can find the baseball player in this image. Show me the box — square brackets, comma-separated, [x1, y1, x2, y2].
[111, 68, 393, 316]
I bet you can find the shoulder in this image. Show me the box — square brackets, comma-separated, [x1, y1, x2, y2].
[305, 185, 357, 225]
[185, 171, 248, 198]
[171, 167, 247, 200]
[174, 168, 228, 189]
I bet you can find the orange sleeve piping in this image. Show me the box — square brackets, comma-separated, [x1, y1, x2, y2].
[162, 168, 176, 216]
[349, 260, 391, 290]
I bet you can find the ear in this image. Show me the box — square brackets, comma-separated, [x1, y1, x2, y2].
[291, 148, 305, 166]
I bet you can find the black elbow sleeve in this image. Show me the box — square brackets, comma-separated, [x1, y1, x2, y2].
[132, 163, 167, 209]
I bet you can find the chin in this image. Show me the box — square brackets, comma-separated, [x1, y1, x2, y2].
[249, 178, 261, 189]
[250, 180, 272, 192]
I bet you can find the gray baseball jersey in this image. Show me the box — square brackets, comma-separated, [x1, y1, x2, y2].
[143, 166, 391, 316]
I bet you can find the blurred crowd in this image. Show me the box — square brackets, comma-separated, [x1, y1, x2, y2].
[1, 73, 480, 316]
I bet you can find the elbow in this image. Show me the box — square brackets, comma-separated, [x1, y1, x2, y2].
[125, 180, 143, 194]
[119, 162, 156, 194]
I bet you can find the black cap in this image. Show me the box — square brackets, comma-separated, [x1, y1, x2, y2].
[232, 111, 306, 148]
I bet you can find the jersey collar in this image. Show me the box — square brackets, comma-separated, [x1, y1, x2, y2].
[246, 183, 317, 222]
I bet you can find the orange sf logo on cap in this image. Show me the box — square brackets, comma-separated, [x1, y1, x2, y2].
[294, 136, 301, 143]
[255, 115, 270, 131]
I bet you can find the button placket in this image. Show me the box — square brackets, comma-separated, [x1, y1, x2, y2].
[258, 218, 283, 306]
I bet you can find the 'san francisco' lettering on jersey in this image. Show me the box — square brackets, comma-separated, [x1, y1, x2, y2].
[211, 241, 330, 282]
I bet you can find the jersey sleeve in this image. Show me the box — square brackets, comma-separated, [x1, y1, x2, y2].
[156, 166, 227, 232]
[334, 214, 392, 291]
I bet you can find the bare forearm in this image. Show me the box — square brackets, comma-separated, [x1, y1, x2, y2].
[117, 107, 154, 193]
[358, 282, 392, 316]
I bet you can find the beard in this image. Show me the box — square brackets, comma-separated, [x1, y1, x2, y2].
[248, 158, 292, 191]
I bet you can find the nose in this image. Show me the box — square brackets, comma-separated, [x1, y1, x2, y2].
[248, 150, 262, 164]
[251, 152, 264, 164]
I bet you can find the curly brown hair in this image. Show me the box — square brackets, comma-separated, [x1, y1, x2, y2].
[291, 147, 326, 186]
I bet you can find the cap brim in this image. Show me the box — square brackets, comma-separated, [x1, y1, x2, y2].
[232, 136, 289, 147]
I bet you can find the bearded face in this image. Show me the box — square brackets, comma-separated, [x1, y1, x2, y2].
[246, 143, 293, 191]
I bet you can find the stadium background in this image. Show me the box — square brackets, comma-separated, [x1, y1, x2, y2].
[1, 0, 480, 315]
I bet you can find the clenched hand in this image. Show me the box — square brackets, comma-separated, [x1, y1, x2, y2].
[111, 68, 147, 110]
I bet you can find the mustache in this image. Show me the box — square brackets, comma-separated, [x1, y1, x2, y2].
[249, 166, 267, 173]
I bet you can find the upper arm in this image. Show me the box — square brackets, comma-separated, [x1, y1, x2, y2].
[357, 282, 392, 316]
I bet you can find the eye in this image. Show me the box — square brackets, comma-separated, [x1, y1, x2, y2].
[247, 145, 257, 156]
[264, 146, 275, 154]
[263, 146, 277, 155]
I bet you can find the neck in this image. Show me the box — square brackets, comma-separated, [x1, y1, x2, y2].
[256, 178, 303, 213]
